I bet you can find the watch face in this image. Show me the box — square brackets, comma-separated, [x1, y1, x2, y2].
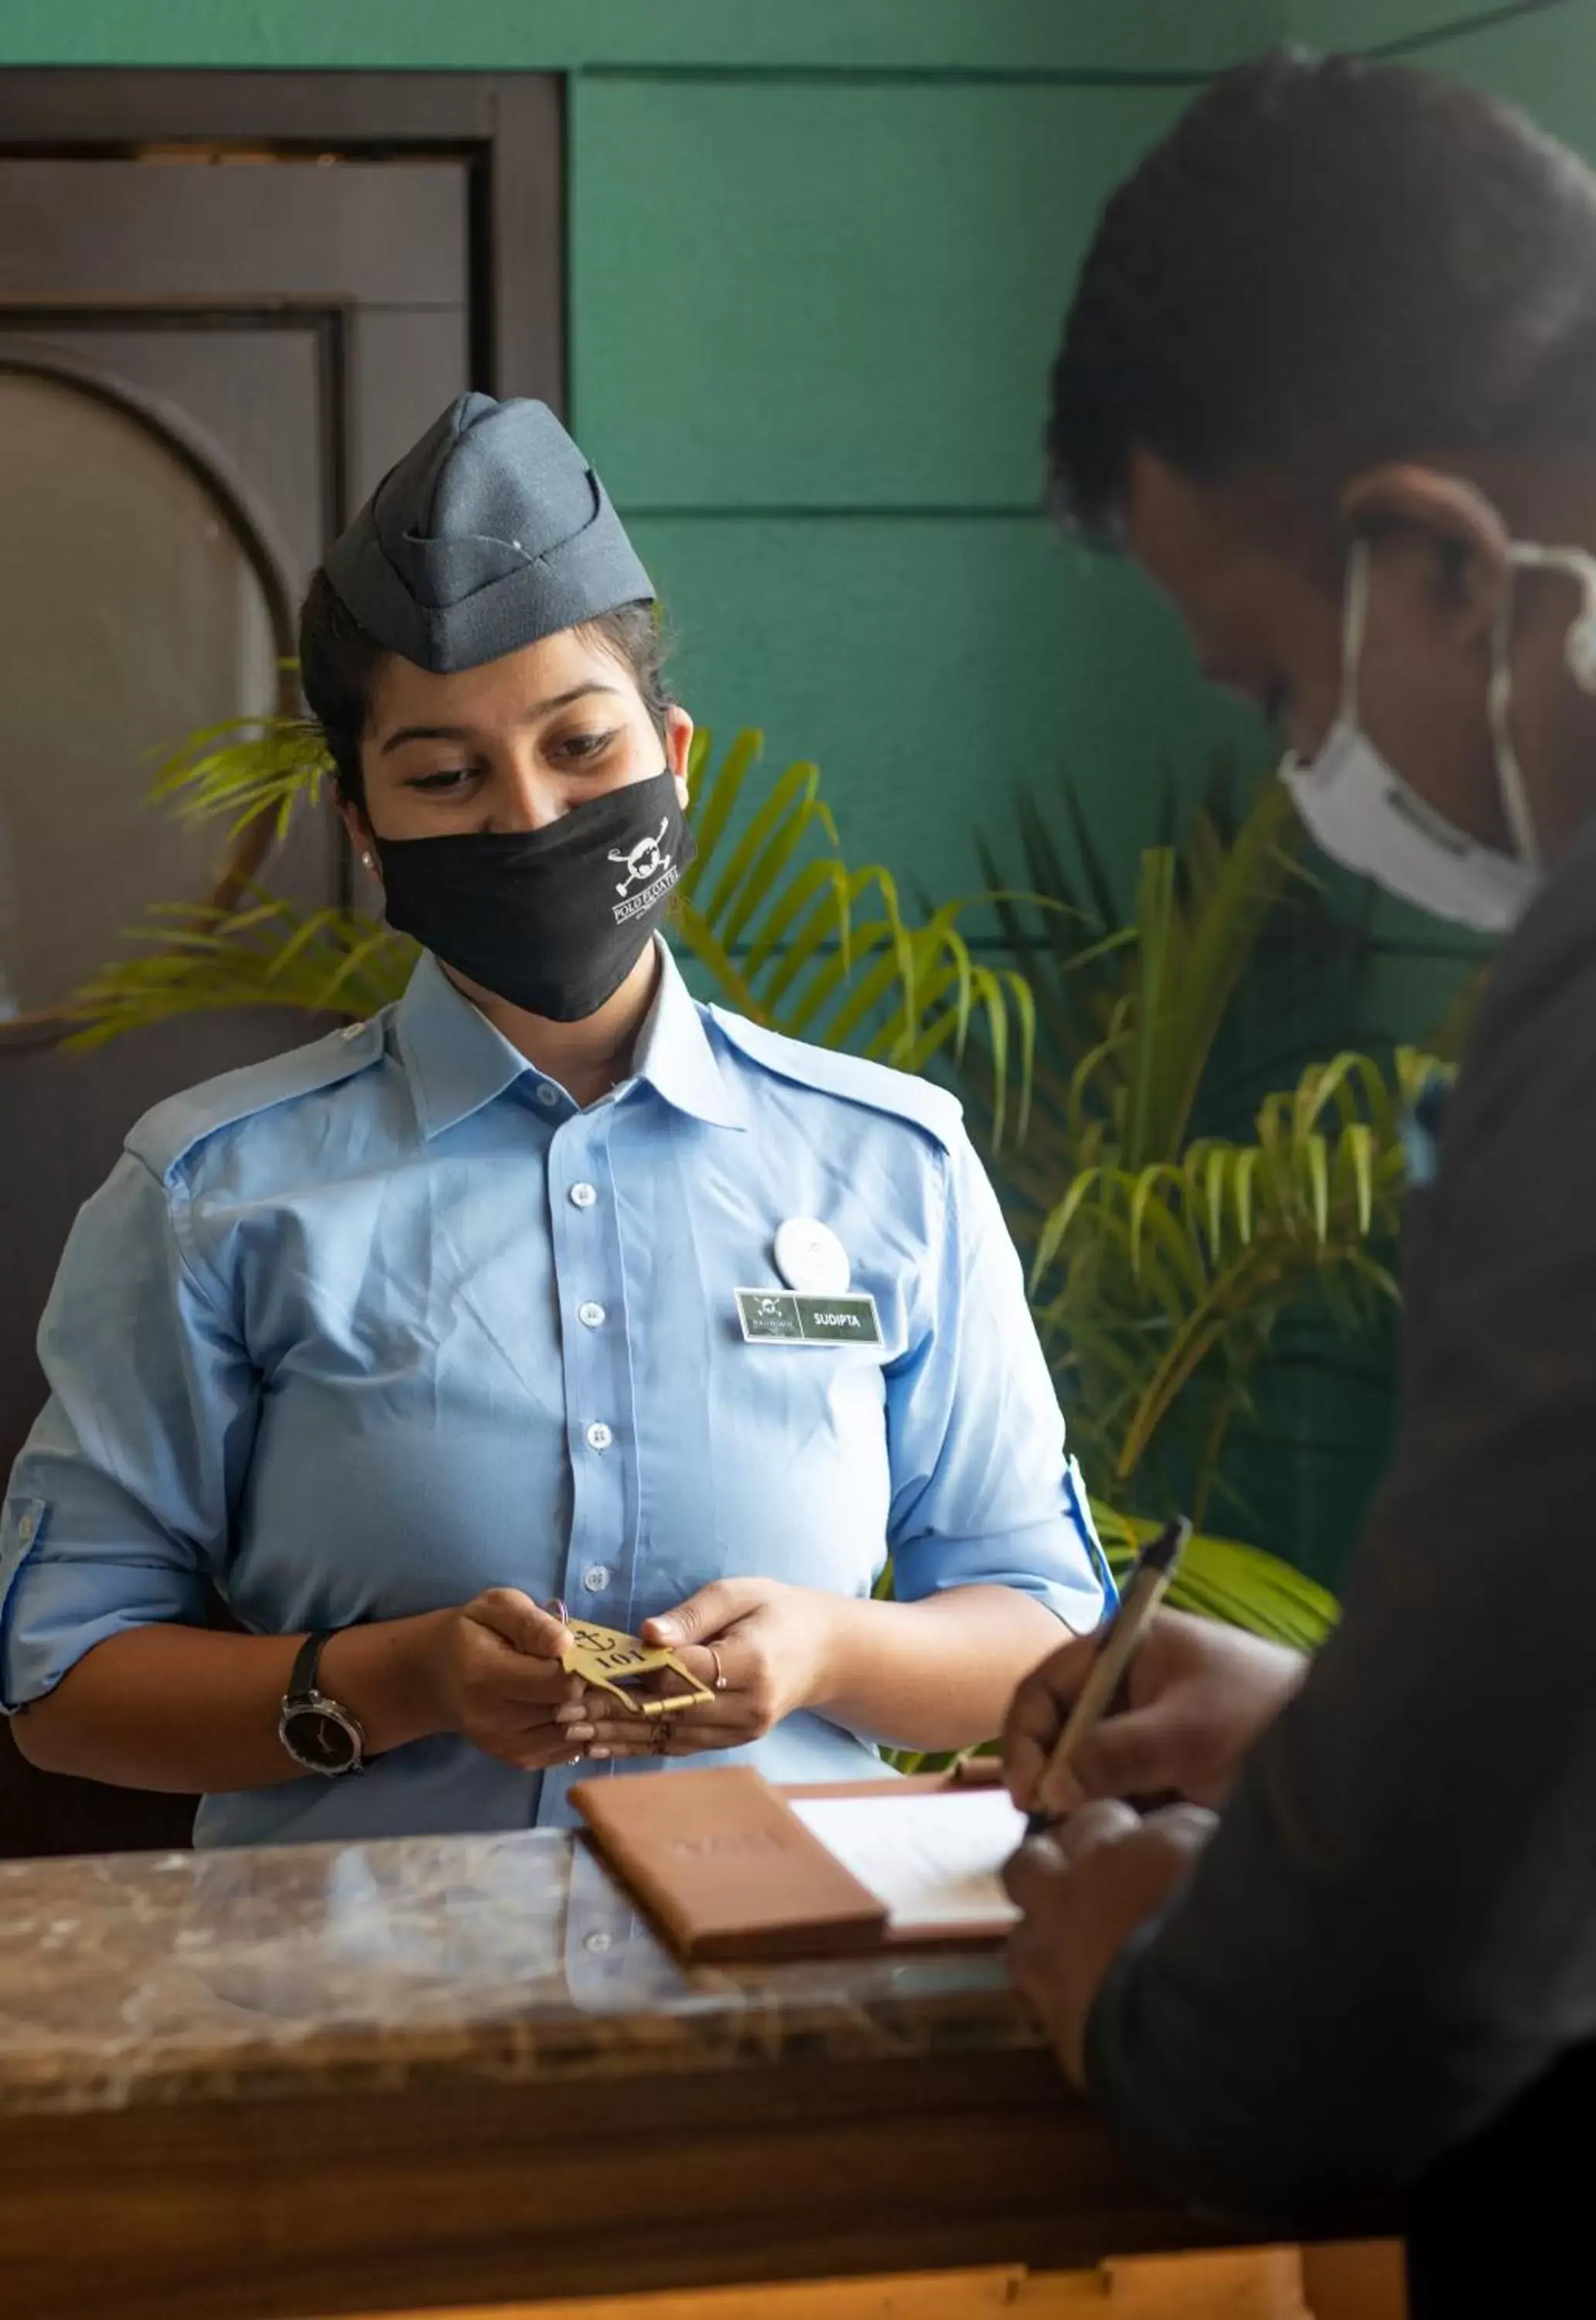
[284, 1706, 359, 1774]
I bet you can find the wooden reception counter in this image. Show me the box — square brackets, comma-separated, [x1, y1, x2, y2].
[0, 1823, 1242, 2319]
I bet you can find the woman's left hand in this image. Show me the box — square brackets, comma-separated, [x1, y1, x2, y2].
[578, 1578, 839, 1760]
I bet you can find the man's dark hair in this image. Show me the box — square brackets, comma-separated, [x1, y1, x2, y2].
[297, 571, 672, 809]
[1049, 48, 1596, 544]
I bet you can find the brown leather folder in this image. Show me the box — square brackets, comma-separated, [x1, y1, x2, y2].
[572, 1764, 889, 1962]
[572, 1763, 1018, 1963]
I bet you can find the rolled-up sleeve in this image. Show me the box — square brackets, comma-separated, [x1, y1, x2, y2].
[1, 1151, 257, 1712]
[884, 1125, 1110, 1632]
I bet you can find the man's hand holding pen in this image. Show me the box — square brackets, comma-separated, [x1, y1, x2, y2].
[1000, 1604, 1309, 2085]
[1004, 1609, 1308, 1817]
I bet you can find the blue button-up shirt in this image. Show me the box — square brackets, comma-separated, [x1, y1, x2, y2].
[2, 944, 1107, 1846]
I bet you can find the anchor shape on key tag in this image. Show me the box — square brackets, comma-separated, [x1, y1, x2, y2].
[559, 1619, 713, 1718]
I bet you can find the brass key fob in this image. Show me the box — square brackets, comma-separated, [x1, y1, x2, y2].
[560, 1619, 712, 1718]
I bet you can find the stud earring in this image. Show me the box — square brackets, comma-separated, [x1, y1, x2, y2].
[361, 852, 375, 871]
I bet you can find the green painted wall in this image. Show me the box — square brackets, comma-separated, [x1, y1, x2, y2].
[572, 70, 1266, 906]
[0, 3, 1270, 76]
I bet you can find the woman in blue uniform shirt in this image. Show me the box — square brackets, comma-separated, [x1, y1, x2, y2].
[1, 394, 1109, 1847]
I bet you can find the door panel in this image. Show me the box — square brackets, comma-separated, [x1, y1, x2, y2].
[0, 362, 284, 1016]
[346, 307, 475, 503]
[15, 322, 329, 575]
[0, 159, 469, 305]
[0, 323, 327, 940]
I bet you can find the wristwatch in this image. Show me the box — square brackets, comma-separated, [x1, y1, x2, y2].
[278, 1630, 367, 1776]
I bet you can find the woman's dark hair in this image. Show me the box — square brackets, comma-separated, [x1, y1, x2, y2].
[296, 569, 673, 807]
[1049, 48, 1596, 544]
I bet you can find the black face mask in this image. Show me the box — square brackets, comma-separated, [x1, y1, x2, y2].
[373, 769, 694, 1022]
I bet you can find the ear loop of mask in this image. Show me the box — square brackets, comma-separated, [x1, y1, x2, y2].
[1279, 540, 1369, 787]
[1338, 538, 1372, 726]
[1508, 543, 1596, 692]
[1486, 581, 1542, 872]
[1487, 544, 1596, 875]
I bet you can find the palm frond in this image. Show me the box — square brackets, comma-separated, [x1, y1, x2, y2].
[1032, 1046, 1433, 1506]
[150, 712, 333, 847]
[64, 892, 415, 1049]
[1090, 1503, 1338, 1652]
[951, 768, 1431, 1559]
[674, 730, 1035, 1142]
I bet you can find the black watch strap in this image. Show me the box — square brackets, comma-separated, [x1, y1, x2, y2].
[279, 1629, 367, 1777]
[287, 1628, 335, 1704]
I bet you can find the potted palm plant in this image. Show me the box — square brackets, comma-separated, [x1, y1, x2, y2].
[965, 773, 1433, 1639]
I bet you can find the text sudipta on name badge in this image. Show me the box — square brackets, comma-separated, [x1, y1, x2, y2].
[735, 1288, 885, 1348]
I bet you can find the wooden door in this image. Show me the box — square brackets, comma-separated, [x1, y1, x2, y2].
[0, 73, 562, 1856]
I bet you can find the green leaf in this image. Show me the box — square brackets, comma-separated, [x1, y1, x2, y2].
[701, 756, 824, 934]
[680, 727, 762, 901]
[1093, 1505, 1338, 1650]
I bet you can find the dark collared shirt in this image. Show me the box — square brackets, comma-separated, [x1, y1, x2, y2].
[1085, 814, 1596, 2236]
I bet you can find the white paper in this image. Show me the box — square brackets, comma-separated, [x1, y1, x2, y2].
[789, 1789, 1027, 1932]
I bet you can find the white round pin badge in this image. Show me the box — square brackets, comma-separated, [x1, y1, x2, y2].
[772, 1217, 851, 1296]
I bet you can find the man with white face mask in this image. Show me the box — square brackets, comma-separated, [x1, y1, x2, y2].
[997, 48, 1596, 2310]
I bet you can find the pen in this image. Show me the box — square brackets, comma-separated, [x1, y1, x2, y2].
[1025, 1515, 1191, 1837]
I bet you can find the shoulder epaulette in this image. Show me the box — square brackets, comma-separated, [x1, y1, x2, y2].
[126, 1016, 387, 1182]
[708, 1008, 963, 1152]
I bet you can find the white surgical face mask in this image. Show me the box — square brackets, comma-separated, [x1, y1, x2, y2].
[1281, 533, 1596, 933]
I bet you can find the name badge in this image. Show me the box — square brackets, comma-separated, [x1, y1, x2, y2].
[736, 1288, 883, 1348]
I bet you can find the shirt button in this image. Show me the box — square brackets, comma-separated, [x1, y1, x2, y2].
[339, 1021, 366, 1042]
[578, 1302, 605, 1329]
[535, 1083, 560, 1109]
[585, 1421, 613, 1452]
[570, 1182, 598, 1209]
[583, 1929, 612, 1954]
[582, 1564, 612, 1595]
[16, 1512, 36, 1547]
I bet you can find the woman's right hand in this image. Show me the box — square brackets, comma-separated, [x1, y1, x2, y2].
[425, 1589, 595, 1770]
[1003, 1606, 1308, 1818]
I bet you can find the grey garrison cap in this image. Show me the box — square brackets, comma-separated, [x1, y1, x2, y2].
[322, 393, 653, 673]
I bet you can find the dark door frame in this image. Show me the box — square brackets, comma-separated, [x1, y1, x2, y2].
[0, 69, 565, 412]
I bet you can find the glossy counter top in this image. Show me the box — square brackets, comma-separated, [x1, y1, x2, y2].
[0, 1825, 1038, 2119]
[0, 1828, 1219, 2318]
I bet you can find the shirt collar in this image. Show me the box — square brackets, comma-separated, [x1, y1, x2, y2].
[394, 951, 530, 1141]
[394, 943, 746, 1141]
[633, 942, 747, 1131]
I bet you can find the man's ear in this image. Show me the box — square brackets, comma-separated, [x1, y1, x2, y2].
[664, 705, 694, 808]
[1341, 463, 1512, 645]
